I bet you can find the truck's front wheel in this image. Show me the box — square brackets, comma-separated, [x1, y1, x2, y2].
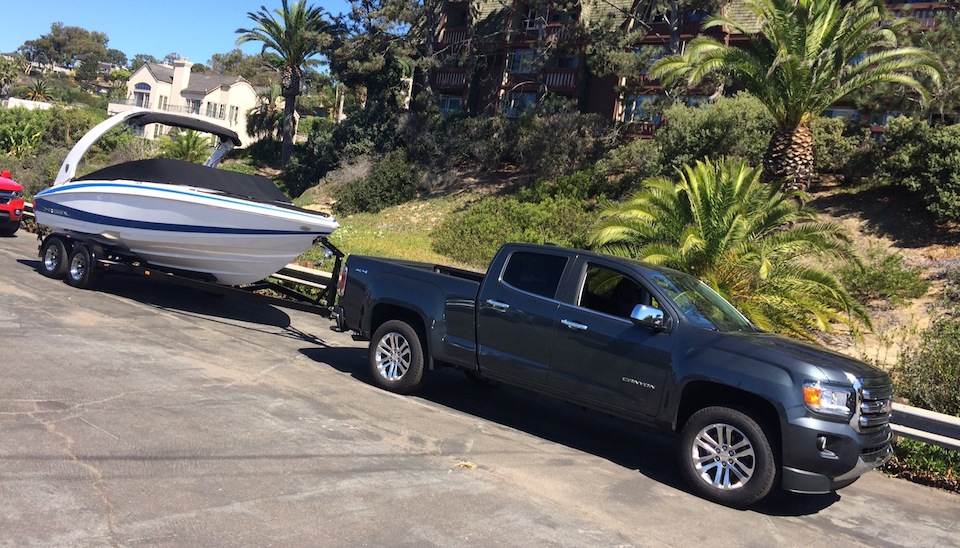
[679, 406, 776, 507]
[369, 320, 426, 394]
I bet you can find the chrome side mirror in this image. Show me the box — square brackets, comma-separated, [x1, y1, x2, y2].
[630, 304, 665, 330]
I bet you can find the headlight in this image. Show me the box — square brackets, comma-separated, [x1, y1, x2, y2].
[804, 381, 854, 417]
[13, 190, 23, 198]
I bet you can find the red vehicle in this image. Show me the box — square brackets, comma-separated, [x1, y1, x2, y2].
[0, 170, 25, 236]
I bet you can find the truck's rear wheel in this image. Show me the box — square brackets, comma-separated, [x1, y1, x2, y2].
[369, 320, 426, 394]
[679, 406, 776, 507]
[40, 237, 69, 279]
[65, 243, 99, 289]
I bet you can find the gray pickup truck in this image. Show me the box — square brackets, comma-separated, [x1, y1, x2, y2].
[334, 243, 893, 507]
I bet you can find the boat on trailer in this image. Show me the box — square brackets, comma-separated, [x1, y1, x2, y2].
[34, 108, 338, 286]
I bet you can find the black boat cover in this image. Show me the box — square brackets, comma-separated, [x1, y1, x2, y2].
[76, 158, 291, 203]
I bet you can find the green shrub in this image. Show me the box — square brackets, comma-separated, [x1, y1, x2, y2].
[516, 168, 630, 203]
[655, 92, 776, 170]
[509, 112, 614, 181]
[811, 116, 865, 175]
[894, 317, 960, 416]
[884, 438, 960, 492]
[431, 196, 592, 267]
[839, 244, 930, 306]
[595, 136, 665, 186]
[0, 107, 50, 157]
[876, 116, 960, 222]
[333, 149, 421, 215]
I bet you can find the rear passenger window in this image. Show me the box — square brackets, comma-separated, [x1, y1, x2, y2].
[501, 251, 567, 299]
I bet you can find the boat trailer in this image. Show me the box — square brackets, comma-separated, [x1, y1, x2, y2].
[37, 230, 344, 318]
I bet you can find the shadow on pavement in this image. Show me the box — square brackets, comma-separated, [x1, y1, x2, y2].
[301, 345, 839, 516]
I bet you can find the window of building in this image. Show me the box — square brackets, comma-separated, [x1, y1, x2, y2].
[133, 82, 151, 108]
[550, 55, 579, 69]
[438, 95, 463, 115]
[187, 99, 201, 114]
[446, 5, 467, 25]
[503, 91, 537, 117]
[510, 50, 537, 74]
[622, 95, 662, 124]
[157, 95, 169, 111]
[229, 105, 239, 124]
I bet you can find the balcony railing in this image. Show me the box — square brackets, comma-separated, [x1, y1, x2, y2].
[433, 68, 468, 89]
[439, 27, 469, 45]
[545, 68, 578, 91]
[110, 98, 206, 117]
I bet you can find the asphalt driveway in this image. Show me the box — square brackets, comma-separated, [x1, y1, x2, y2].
[1, 232, 957, 547]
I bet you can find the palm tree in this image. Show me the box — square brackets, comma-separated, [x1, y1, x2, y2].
[246, 82, 284, 140]
[26, 79, 50, 102]
[159, 129, 213, 164]
[589, 158, 870, 339]
[236, 0, 335, 165]
[650, 0, 942, 190]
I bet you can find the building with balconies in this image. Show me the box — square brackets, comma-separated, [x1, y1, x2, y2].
[108, 58, 259, 147]
[429, 0, 954, 126]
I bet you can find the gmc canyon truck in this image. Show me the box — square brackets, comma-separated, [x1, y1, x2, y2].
[334, 243, 894, 507]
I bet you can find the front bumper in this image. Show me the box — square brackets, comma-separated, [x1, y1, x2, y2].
[780, 415, 893, 494]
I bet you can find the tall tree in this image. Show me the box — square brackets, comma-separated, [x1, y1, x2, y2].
[650, 0, 943, 190]
[589, 158, 869, 338]
[18, 23, 108, 68]
[237, 0, 338, 165]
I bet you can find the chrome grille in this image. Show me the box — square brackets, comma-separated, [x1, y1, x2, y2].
[854, 375, 893, 432]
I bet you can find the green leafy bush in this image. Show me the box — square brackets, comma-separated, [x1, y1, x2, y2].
[432, 196, 592, 267]
[884, 438, 960, 492]
[516, 168, 630, 203]
[595, 136, 665, 188]
[811, 116, 865, 175]
[839, 244, 930, 306]
[894, 317, 960, 416]
[334, 149, 421, 215]
[876, 116, 960, 221]
[509, 112, 614, 181]
[656, 93, 776, 170]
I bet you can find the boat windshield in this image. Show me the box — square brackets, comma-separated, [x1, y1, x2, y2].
[645, 270, 756, 332]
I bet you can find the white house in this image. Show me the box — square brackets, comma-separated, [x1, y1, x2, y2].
[108, 58, 259, 147]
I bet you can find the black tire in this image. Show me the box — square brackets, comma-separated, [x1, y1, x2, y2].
[368, 320, 427, 394]
[65, 243, 99, 289]
[39, 237, 69, 279]
[679, 406, 777, 508]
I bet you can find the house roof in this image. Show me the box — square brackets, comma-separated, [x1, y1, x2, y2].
[143, 62, 174, 84]
[183, 73, 248, 94]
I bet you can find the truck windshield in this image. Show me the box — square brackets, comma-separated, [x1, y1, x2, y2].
[647, 271, 756, 332]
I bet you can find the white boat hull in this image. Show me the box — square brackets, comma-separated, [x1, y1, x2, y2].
[35, 180, 338, 285]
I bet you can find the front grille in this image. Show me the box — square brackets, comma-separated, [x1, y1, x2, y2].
[855, 375, 893, 432]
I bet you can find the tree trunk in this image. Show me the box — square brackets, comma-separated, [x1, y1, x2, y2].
[280, 66, 301, 166]
[762, 122, 815, 191]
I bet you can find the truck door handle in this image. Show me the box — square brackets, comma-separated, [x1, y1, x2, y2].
[561, 319, 588, 331]
[485, 299, 510, 312]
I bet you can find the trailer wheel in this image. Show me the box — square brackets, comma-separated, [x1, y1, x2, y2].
[679, 406, 776, 508]
[40, 237, 69, 279]
[65, 244, 99, 289]
[369, 320, 427, 394]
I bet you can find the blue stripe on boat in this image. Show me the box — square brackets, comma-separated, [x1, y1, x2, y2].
[35, 181, 335, 224]
[34, 198, 327, 235]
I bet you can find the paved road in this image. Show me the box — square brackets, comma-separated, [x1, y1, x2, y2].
[1, 232, 958, 547]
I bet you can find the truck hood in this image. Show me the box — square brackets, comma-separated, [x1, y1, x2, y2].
[0, 176, 23, 192]
[723, 331, 887, 383]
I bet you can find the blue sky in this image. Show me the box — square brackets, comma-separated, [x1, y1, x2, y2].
[1, 0, 351, 67]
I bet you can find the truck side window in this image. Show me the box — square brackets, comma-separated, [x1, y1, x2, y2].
[501, 251, 568, 299]
[578, 264, 653, 319]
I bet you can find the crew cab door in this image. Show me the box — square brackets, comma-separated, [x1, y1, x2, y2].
[476, 249, 570, 385]
[547, 260, 673, 419]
